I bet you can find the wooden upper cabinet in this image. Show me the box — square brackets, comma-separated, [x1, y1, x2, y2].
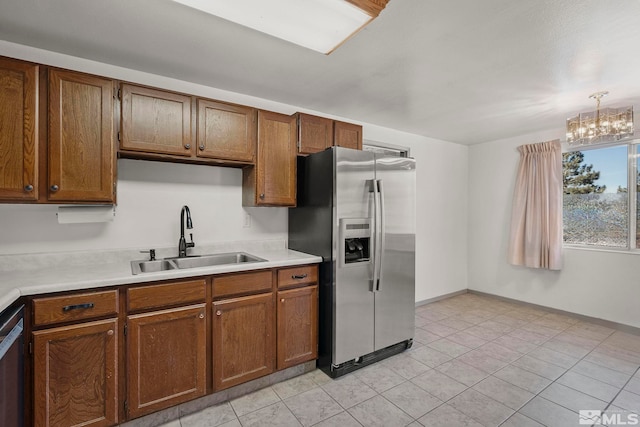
[48, 69, 116, 203]
[0, 58, 39, 201]
[120, 84, 192, 157]
[197, 99, 256, 163]
[127, 304, 207, 419]
[334, 120, 363, 150]
[33, 319, 118, 427]
[296, 113, 363, 153]
[297, 113, 332, 155]
[243, 111, 296, 206]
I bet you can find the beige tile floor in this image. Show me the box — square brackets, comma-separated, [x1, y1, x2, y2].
[159, 293, 640, 427]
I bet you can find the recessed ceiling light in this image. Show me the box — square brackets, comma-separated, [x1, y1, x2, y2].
[172, 0, 387, 54]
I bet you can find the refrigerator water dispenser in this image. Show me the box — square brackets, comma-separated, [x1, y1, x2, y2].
[340, 218, 371, 265]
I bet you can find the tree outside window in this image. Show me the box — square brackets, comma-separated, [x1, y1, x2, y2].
[562, 146, 629, 248]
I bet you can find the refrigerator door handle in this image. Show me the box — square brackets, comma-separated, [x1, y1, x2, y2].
[370, 179, 380, 292]
[376, 179, 386, 291]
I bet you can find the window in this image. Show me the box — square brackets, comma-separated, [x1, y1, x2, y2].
[363, 140, 410, 157]
[562, 141, 638, 249]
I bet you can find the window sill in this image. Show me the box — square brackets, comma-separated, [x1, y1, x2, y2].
[563, 245, 640, 255]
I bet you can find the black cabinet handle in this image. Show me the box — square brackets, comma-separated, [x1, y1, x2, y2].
[292, 274, 308, 280]
[63, 303, 95, 312]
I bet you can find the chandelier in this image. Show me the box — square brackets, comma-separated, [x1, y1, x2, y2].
[566, 92, 634, 146]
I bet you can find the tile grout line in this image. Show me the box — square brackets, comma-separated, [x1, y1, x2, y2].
[598, 365, 640, 423]
[422, 303, 621, 427]
[472, 310, 573, 427]
[523, 327, 634, 427]
[404, 300, 632, 426]
[497, 311, 634, 426]
[175, 296, 637, 427]
[416, 308, 547, 426]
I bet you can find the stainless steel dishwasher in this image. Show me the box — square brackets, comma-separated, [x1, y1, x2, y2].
[0, 305, 24, 427]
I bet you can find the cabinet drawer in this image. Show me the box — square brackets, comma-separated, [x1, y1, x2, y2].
[128, 279, 206, 312]
[33, 290, 118, 327]
[213, 271, 272, 298]
[277, 265, 318, 289]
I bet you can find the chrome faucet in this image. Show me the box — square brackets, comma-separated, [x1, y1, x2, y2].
[178, 205, 195, 258]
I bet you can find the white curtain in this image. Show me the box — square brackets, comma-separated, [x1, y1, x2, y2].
[508, 140, 562, 270]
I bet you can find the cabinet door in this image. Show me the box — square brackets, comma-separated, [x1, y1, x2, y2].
[334, 120, 363, 150]
[277, 285, 318, 370]
[48, 69, 115, 202]
[297, 113, 332, 155]
[120, 84, 192, 157]
[0, 58, 39, 201]
[212, 293, 274, 390]
[127, 304, 206, 419]
[33, 319, 118, 427]
[197, 99, 256, 162]
[244, 110, 296, 206]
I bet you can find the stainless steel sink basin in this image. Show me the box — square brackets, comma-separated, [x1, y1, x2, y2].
[131, 259, 178, 274]
[131, 252, 266, 275]
[172, 252, 266, 269]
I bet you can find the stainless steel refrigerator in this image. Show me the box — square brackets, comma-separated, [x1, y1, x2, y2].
[289, 147, 415, 377]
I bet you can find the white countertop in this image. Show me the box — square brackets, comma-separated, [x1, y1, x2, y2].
[0, 240, 322, 313]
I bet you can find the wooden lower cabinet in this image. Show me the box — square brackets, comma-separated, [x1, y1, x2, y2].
[277, 285, 318, 370]
[28, 265, 319, 425]
[33, 318, 118, 427]
[212, 293, 274, 390]
[126, 304, 207, 419]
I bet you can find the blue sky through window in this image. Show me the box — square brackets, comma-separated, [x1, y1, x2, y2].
[580, 145, 627, 193]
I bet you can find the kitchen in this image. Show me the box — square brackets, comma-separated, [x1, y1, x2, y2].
[0, 1, 639, 426]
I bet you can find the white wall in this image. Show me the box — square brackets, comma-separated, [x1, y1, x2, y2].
[0, 160, 288, 254]
[468, 129, 640, 328]
[0, 41, 469, 302]
[364, 127, 469, 303]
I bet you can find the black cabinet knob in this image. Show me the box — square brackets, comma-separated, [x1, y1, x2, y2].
[50, 184, 59, 192]
[24, 184, 34, 192]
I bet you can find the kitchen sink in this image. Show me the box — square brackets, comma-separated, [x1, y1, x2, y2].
[131, 252, 266, 275]
[132, 259, 178, 274]
[171, 252, 266, 269]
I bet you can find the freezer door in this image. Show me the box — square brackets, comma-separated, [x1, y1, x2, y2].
[333, 148, 376, 365]
[374, 155, 416, 351]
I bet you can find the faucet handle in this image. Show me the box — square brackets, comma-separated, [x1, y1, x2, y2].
[140, 249, 156, 261]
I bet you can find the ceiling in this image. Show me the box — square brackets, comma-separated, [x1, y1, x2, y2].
[1, 0, 639, 145]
